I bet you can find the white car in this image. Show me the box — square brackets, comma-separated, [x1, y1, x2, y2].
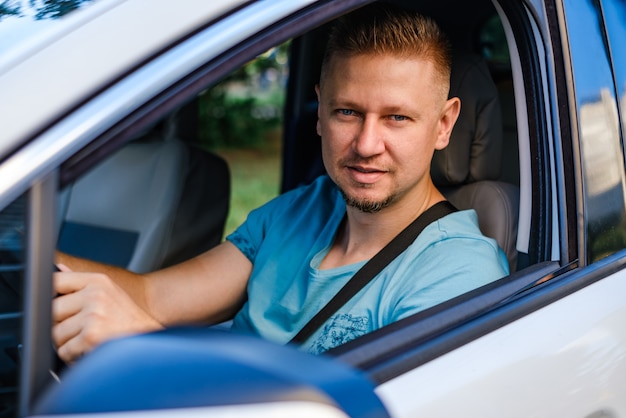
[0, 0, 625, 417]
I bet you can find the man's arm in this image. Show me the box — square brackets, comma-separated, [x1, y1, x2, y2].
[53, 241, 252, 362]
[141, 241, 252, 325]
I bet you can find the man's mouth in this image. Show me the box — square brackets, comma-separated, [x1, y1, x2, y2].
[347, 165, 386, 184]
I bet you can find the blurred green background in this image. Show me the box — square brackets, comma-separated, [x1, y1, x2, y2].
[198, 44, 290, 237]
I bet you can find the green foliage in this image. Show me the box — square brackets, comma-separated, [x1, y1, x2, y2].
[0, 0, 95, 20]
[217, 140, 282, 237]
[198, 86, 283, 149]
[31, 0, 94, 20]
[198, 44, 290, 236]
[0, 2, 20, 19]
[198, 43, 289, 149]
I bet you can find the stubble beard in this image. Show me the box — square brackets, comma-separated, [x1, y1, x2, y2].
[339, 187, 396, 213]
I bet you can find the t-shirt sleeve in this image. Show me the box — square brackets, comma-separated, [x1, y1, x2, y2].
[225, 189, 303, 263]
[225, 176, 338, 264]
[226, 218, 259, 262]
[226, 198, 279, 263]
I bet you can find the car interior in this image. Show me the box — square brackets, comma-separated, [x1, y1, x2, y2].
[57, 110, 231, 273]
[54, 0, 527, 277]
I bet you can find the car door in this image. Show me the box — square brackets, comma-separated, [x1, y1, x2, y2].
[354, 0, 626, 416]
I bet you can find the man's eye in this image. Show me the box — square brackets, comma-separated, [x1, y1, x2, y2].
[337, 109, 356, 116]
[389, 115, 408, 122]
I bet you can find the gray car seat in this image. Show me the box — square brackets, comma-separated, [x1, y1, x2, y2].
[58, 120, 230, 273]
[431, 52, 519, 271]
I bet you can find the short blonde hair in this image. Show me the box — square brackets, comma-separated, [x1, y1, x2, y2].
[320, 3, 452, 98]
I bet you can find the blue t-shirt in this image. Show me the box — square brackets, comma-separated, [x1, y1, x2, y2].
[227, 175, 509, 353]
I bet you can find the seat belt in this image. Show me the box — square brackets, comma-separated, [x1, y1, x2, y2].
[289, 200, 457, 345]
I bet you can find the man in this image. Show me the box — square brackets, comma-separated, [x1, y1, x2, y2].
[53, 3, 509, 362]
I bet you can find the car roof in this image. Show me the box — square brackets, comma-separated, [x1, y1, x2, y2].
[0, 0, 247, 160]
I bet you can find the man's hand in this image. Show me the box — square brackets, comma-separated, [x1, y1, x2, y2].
[52, 265, 163, 363]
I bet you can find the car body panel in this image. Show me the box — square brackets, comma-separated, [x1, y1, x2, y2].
[376, 264, 626, 417]
[0, 0, 247, 159]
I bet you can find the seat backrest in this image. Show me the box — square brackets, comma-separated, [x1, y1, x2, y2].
[58, 122, 230, 273]
[159, 146, 230, 268]
[431, 52, 519, 271]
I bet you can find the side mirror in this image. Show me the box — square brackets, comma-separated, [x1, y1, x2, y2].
[35, 328, 389, 418]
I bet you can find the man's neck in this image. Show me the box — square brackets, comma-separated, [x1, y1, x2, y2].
[319, 186, 445, 270]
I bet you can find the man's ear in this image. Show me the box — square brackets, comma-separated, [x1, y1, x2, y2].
[435, 96, 461, 150]
[315, 84, 322, 137]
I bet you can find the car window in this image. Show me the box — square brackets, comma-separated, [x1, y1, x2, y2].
[0, 197, 25, 312]
[56, 44, 289, 272]
[563, 0, 626, 262]
[477, 14, 510, 69]
[42, 0, 578, 392]
[198, 44, 289, 237]
[602, 0, 626, 145]
[476, 12, 520, 189]
[43, 2, 522, 364]
[62, 0, 529, 345]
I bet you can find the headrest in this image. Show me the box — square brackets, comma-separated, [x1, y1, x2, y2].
[431, 53, 503, 187]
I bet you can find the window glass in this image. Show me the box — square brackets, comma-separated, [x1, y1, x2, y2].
[477, 14, 510, 69]
[564, 0, 626, 261]
[0, 195, 26, 418]
[57, 45, 290, 272]
[602, 0, 626, 143]
[198, 44, 289, 237]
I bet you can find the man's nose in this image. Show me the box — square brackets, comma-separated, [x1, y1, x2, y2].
[353, 117, 385, 157]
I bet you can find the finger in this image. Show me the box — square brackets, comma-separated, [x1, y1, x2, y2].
[52, 310, 83, 351]
[56, 263, 72, 272]
[54, 313, 112, 363]
[52, 292, 84, 323]
[52, 264, 71, 297]
[56, 333, 86, 364]
[53, 271, 96, 296]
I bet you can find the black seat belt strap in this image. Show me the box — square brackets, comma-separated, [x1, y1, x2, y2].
[289, 200, 457, 345]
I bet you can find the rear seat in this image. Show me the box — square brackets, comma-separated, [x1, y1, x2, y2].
[58, 118, 230, 273]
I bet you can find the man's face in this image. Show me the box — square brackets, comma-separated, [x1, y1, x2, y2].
[316, 53, 459, 213]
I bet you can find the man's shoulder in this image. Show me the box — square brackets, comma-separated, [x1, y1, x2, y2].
[411, 208, 509, 273]
[387, 208, 508, 294]
[408, 208, 505, 264]
[435, 208, 482, 236]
